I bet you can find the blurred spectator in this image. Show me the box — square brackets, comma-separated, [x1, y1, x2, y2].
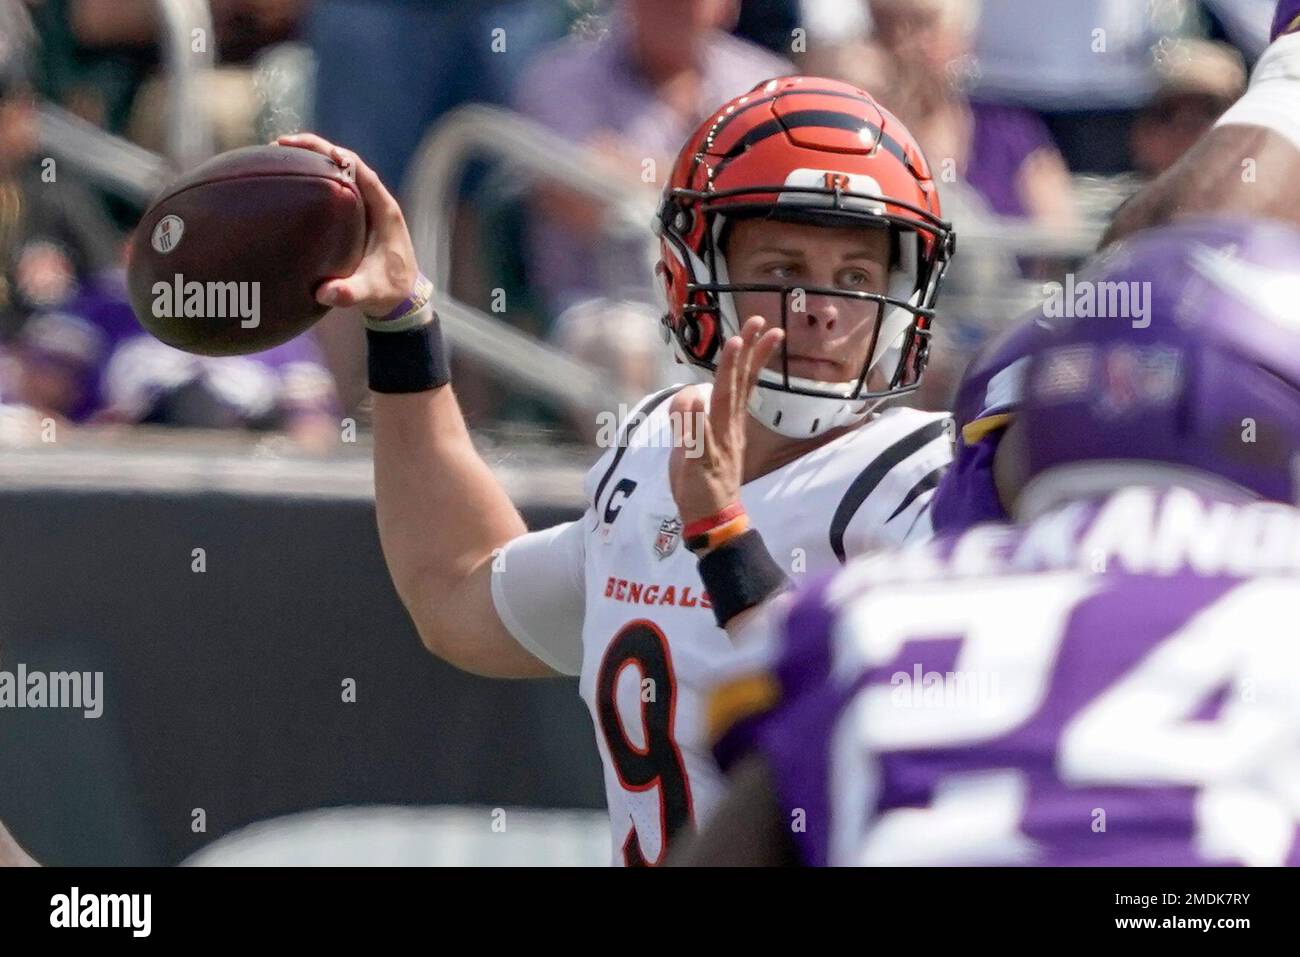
[970, 0, 1178, 172]
[1, 310, 107, 422]
[0, 271, 340, 446]
[0, 0, 122, 338]
[27, 0, 158, 135]
[67, 281, 339, 443]
[31, 0, 308, 153]
[1131, 38, 1246, 179]
[97, 332, 339, 446]
[305, 0, 572, 415]
[550, 296, 670, 439]
[514, 0, 791, 317]
[835, 0, 1076, 231]
[307, 0, 561, 193]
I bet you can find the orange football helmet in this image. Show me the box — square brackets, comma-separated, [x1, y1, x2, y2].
[656, 75, 954, 437]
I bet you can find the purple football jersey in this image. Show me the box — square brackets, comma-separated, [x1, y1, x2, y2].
[1275, 0, 1300, 40]
[929, 316, 1048, 534]
[929, 429, 1007, 534]
[713, 485, 1300, 866]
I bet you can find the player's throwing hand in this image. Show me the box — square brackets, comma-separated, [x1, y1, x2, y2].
[667, 316, 784, 531]
[275, 133, 420, 318]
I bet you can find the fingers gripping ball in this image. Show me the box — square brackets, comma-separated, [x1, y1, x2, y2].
[127, 145, 367, 356]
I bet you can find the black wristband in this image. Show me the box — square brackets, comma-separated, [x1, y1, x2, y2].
[366, 317, 451, 394]
[696, 528, 791, 629]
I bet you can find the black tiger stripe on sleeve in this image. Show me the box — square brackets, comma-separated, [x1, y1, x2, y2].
[887, 465, 945, 523]
[591, 384, 685, 516]
[828, 419, 950, 563]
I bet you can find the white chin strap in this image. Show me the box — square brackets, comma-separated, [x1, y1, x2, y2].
[746, 378, 878, 438]
[745, 294, 915, 438]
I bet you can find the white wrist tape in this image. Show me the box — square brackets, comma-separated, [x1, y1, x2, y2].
[1214, 32, 1300, 153]
[363, 274, 436, 333]
[364, 299, 435, 333]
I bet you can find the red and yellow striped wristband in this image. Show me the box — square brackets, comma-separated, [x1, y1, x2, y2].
[684, 503, 749, 553]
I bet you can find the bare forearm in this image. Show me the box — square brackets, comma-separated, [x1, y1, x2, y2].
[1104, 126, 1300, 247]
[372, 387, 541, 673]
[274, 133, 551, 675]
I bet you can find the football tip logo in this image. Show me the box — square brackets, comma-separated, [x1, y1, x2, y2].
[151, 215, 185, 255]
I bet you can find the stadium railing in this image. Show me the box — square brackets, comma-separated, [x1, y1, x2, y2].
[156, 0, 217, 170]
[403, 104, 644, 420]
[403, 104, 1133, 418]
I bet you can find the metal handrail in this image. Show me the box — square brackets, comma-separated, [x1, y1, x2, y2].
[404, 105, 657, 417]
[402, 104, 1123, 416]
[405, 104, 657, 292]
[156, 0, 217, 170]
[36, 103, 172, 204]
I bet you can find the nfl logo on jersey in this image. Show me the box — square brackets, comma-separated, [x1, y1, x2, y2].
[653, 516, 682, 560]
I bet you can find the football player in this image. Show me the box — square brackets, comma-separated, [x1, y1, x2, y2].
[932, 0, 1300, 535]
[278, 75, 957, 864]
[685, 217, 1300, 866]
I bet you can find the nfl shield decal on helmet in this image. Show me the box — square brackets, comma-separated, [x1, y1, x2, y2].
[1097, 344, 1183, 417]
[653, 516, 683, 560]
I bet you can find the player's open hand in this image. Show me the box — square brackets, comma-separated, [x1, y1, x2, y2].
[275, 133, 420, 318]
[668, 316, 784, 527]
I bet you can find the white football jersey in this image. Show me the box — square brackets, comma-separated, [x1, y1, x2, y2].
[491, 383, 952, 864]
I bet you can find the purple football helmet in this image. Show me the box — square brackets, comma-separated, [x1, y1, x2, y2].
[1017, 217, 1300, 506]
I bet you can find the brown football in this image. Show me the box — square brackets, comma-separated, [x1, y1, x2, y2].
[127, 144, 367, 356]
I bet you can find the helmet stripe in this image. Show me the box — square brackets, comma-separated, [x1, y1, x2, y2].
[714, 110, 910, 178]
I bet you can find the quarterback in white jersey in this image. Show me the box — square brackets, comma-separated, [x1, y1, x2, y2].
[275, 75, 955, 865]
[492, 386, 948, 863]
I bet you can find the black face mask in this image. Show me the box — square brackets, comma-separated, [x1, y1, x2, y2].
[662, 186, 954, 404]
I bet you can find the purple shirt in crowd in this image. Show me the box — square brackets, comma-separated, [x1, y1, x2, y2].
[964, 101, 1061, 219]
[11, 271, 337, 425]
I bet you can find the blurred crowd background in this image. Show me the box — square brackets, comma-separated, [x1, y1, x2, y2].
[0, 0, 1276, 451]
